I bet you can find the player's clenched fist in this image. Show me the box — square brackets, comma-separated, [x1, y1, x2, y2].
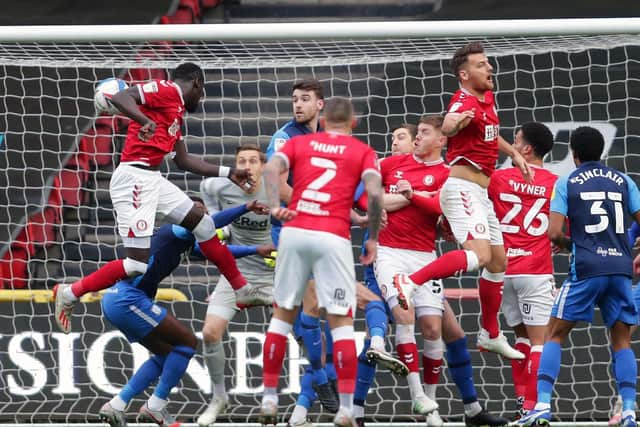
[270, 206, 297, 222]
[230, 168, 255, 190]
[138, 120, 157, 141]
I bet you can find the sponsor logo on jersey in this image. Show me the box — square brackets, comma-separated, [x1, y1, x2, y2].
[141, 81, 159, 93]
[484, 124, 499, 141]
[596, 247, 624, 257]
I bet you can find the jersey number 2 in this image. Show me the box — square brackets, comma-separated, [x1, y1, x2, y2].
[301, 157, 337, 203]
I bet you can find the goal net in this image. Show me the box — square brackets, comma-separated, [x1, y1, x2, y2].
[0, 21, 639, 424]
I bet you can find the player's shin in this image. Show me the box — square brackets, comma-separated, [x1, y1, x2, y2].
[422, 338, 444, 400]
[331, 324, 358, 414]
[445, 337, 481, 416]
[354, 338, 377, 419]
[535, 341, 562, 410]
[203, 340, 227, 400]
[409, 250, 478, 285]
[298, 312, 327, 384]
[152, 345, 195, 410]
[70, 258, 131, 298]
[511, 337, 531, 406]
[524, 345, 542, 411]
[193, 215, 246, 290]
[115, 354, 166, 410]
[395, 324, 421, 398]
[478, 270, 505, 338]
[365, 300, 388, 350]
[289, 369, 315, 425]
[613, 348, 637, 420]
[263, 318, 293, 401]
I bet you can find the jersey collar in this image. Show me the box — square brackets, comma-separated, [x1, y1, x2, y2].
[412, 154, 444, 166]
[172, 81, 185, 106]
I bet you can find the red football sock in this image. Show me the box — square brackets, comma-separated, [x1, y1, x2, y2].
[524, 347, 542, 410]
[333, 339, 357, 393]
[71, 259, 127, 297]
[396, 342, 420, 373]
[422, 355, 443, 385]
[263, 331, 288, 388]
[198, 237, 247, 290]
[479, 276, 503, 338]
[409, 250, 468, 285]
[511, 340, 531, 399]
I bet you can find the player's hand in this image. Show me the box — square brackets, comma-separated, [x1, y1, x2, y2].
[353, 213, 369, 228]
[458, 108, 475, 129]
[246, 200, 270, 215]
[360, 239, 377, 265]
[138, 120, 157, 141]
[633, 254, 640, 275]
[437, 215, 455, 242]
[271, 206, 297, 222]
[396, 179, 413, 200]
[512, 151, 534, 183]
[230, 168, 255, 190]
[551, 242, 563, 254]
[256, 243, 277, 258]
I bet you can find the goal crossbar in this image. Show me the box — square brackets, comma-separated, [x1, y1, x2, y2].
[0, 18, 639, 42]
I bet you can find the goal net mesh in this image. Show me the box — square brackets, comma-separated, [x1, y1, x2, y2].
[0, 33, 639, 423]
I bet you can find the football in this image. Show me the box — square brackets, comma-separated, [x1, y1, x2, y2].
[94, 78, 128, 115]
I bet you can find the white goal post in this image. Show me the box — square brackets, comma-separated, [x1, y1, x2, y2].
[0, 18, 639, 425]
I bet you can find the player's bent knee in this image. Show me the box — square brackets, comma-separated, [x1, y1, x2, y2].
[123, 257, 148, 277]
[174, 343, 197, 358]
[192, 215, 216, 242]
[202, 322, 225, 343]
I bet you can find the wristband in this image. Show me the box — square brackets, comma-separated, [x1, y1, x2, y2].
[219, 166, 230, 177]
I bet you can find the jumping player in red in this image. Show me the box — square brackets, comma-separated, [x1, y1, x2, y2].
[488, 122, 557, 418]
[259, 97, 383, 427]
[394, 42, 532, 360]
[54, 63, 266, 334]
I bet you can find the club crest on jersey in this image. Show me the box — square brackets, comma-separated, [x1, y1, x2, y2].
[168, 118, 180, 137]
[423, 175, 434, 186]
[136, 220, 148, 231]
[474, 223, 486, 234]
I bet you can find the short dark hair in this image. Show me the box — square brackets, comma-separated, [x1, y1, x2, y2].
[235, 144, 266, 163]
[570, 126, 605, 162]
[419, 115, 444, 130]
[172, 62, 204, 84]
[518, 122, 554, 159]
[190, 195, 205, 205]
[292, 79, 324, 100]
[393, 123, 417, 140]
[324, 97, 353, 125]
[450, 42, 485, 78]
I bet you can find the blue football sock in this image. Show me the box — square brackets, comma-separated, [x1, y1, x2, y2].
[298, 313, 327, 385]
[119, 354, 165, 403]
[365, 300, 388, 339]
[354, 338, 377, 407]
[614, 348, 637, 412]
[445, 337, 477, 404]
[154, 345, 195, 400]
[324, 321, 337, 381]
[537, 341, 562, 405]
[297, 367, 317, 409]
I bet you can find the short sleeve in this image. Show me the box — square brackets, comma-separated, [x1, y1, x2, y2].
[275, 137, 295, 170]
[137, 80, 180, 109]
[200, 177, 223, 213]
[550, 175, 569, 216]
[267, 129, 290, 160]
[624, 174, 640, 215]
[447, 93, 475, 114]
[361, 148, 380, 179]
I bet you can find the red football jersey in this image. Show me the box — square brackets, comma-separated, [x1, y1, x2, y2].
[488, 165, 558, 275]
[379, 154, 449, 252]
[445, 88, 500, 177]
[275, 132, 380, 239]
[120, 79, 185, 167]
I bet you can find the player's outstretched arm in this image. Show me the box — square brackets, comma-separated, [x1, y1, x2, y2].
[442, 109, 474, 137]
[172, 140, 253, 189]
[264, 155, 296, 221]
[548, 211, 571, 251]
[361, 172, 383, 265]
[110, 87, 156, 141]
[499, 135, 533, 183]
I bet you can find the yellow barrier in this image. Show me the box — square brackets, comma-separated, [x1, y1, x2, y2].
[0, 288, 188, 303]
